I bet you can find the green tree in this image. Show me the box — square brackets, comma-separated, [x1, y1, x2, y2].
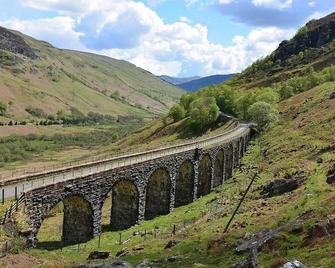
[180, 93, 196, 114]
[216, 86, 238, 116]
[168, 104, 186, 122]
[0, 101, 7, 116]
[255, 89, 279, 104]
[247, 101, 278, 131]
[237, 92, 257, 120]
[188, 97, 219, 133]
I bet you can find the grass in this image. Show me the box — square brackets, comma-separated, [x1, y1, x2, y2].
[4, 80, 331, 267]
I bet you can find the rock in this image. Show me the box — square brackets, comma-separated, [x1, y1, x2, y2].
[236, 227, 282, 253]
[167, 256, 178, 262]
[132, 245, 144, 252]
[216, 112, 233, 125]
[87, 251, 110, 260]
[282, 260, 306, 268]
[115, 247, 129, 258]
[230, 257, 255, 268]
[261, 174, 306, 197]
[164, 240, 181, 249]
[135, 260, 151, 268]
[329, 91, 335, 100]
[0, 26, 38, 59]
[326, 164, 335, 184]
[78, 261, 132, 268]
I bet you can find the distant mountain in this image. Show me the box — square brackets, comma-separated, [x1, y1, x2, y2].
[178, 74, 236, 92]
[159, 75, 201, 85]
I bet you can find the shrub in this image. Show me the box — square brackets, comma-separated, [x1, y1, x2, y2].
[25, 107, 46, 118]
[168, 104, 186, 122]
[0, 101, 7, 116]
[247, 101, 278, 131]
[188, 97, 219, 133]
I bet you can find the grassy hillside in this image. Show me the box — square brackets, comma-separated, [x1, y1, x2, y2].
[1, 76, 333, 268]
[0, 27, 184, 122]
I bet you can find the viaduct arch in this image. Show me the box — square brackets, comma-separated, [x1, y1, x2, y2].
[11, 126, 251, 247]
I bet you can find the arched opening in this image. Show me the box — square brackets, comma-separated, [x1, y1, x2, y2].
[225, 144, 233, 180]
[197, 155, 212, 197]
[104, 180, 139, 231]
[145, 168, 171, 220]
[37, 195, 93, 247]
[214, 150, 224, 187]
[175, 160, 194, 207]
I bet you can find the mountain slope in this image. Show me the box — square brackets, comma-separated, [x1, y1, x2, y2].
[0, 26, 184, 121]
[179, 74, 236, 91]
[159, 75, 201, 85]
[234, 12, 335, 88]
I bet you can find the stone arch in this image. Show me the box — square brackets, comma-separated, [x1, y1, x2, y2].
[145, 168, 172, 220]
[197, 154, 212, 197]
[214, 150, 225, 187]
[35, 194, 94, 245]
[225, 144, 234, 180]
[62, 195, 94, 244]
[175, 160, 194, 207]
[102, 180, 139, 231]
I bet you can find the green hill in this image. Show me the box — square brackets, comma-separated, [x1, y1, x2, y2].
[0, 26, 184, 122]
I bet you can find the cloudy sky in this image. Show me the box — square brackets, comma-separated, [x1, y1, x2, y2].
[0, 0, 333, 77]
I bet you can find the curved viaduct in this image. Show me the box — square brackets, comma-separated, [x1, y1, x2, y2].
[5, 124, 252, 246]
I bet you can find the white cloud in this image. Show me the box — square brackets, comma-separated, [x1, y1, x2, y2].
[252, 0, 293, 9]
[15, 0, 295, 76]
[0, 16, 83, 50]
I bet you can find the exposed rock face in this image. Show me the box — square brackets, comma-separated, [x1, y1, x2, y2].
[326, 164, 335, 184]
[78, 261, 133, 268]
[87, 251, 110, 260]
[275, 13, 335, 62]
[260, 172, 307, 197]
[282, 260, 306, 268]
[0, 26, 37, 59]
[164, 240, 181, 249]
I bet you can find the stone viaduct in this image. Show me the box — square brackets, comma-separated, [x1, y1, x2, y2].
[6, 124, 252, 246]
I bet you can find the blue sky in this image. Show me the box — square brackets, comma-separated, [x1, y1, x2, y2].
[0, 0, 334, 77]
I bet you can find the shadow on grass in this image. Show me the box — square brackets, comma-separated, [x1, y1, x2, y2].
[36, 240, 63, 250]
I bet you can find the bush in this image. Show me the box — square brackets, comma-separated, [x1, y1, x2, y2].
[188, 97, 219, 133]
[0, 101, 7, 116]
[247, 101, 278, 131]
[25, 107, 46, 118]
[168, 104, 186, 122]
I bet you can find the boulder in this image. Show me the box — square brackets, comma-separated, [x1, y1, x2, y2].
[79, 261, 132, 268]
[329, 91, 335, 100]
[164, 240, 181, 249]
[115, 248, 129, 258]
[261, 173, 306, 197]
[326, 164, 335, 184]
[87, 251, 110, 260]
[282, 260, 306, 268]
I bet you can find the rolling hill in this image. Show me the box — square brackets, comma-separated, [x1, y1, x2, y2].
[0, 26, 184, 122]
[178, 74, 236, 91]
[159, 75, 201, 86]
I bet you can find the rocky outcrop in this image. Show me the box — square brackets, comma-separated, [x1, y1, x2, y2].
[326, 164, 335, 184]
[260, 172, 307, 197]
[0, 27, 37, 59]
[87, 251, 110, 260]
[275, 13, 335, 62]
